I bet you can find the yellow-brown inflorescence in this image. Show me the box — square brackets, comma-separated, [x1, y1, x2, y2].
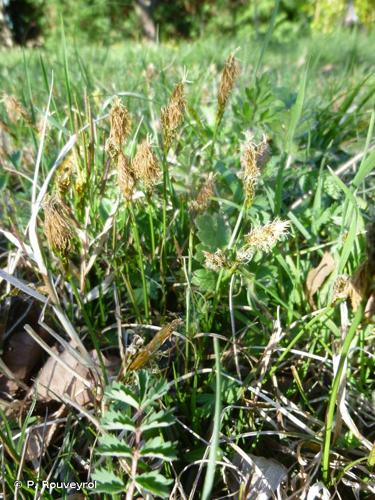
[55, 154, 75, 195]
[1, 94, 29, 124]
[105, 97, 132, 160]
[239, 132, 269, 203]
[189, 172, 215, 213]
[132, 137, 160, 191]
[217, 54, 240, 122]
[117, 151, 135, 201]
[203, 249, 228, 272]
[237, 219, 290, 263]
[161, 82, 186, 151]
[43, 194, 75, 257]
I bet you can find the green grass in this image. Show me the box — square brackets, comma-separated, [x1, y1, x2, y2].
[0, 30, 374, 499]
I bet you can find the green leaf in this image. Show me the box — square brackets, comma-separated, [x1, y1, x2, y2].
[141, 378, 170, 408]
[192, 269, 217, 292]
[97, 435, 132, 458]
[195, 213, 230, 251]
[101, 411, 135, 432]
[140, 436, 177, 460]
[135, 471, 172, 498]
[91, 468, 124, 494]
[141, 409, 175, 432]
[105, 383, 139, 410]
[286, 59, 308, 153]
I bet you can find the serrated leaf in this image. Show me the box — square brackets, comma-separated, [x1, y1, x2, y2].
[141, 409, 175, 432]
[192, 268, 217, 292]
[141, 378, 170, 408]
[135, 471, 172, 498]
[140, 436, 177, 460]
[195, 213, 230, 251]
[101, 410, 135, 432]
[91, 468, 124, 494]
[105, 382, 139, 409]
[97, 434, 132, 458]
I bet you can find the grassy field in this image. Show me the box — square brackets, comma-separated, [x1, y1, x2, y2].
[0, 30, 374, 499]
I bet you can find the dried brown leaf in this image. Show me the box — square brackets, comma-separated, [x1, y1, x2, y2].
[306, 252, 335, 309]
[0, 297, 50, 398]
[127, 319, 182, 371]
[35, 345, 120, 406]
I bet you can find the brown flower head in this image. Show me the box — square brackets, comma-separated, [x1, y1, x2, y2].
[239, 132, 270, 203]
[189, 173, 215, 213]
[244, 219, 290, 253]
[105, 97, 132, 160]
[132, 137, 160, 191]
[217, 54, 240, 122]
[43, 194, 75, 257]
[1, 94, 29, 124]
[56, 155, 75, 195]
[161, 82, 186, 151]
[117, 151, 135, 201]
[203, 249, 228, 272]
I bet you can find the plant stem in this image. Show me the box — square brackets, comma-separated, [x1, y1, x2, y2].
[207, 203, 246, 330]
[147, 200, 156, 259]
[184, 229, 194, 372]
[128, 203, 150, 321]
[126, 427, 141, 500]
[160, 149, 169, 316]
[322, 305, 363, 484]
[201, 336, 221, 500]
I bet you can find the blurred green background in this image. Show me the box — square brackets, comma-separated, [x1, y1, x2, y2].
[1, 0, 374, 48]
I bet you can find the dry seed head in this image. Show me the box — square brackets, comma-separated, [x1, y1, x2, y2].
[239, 132, 270, 202]
[1, 94, 29, 124]
[244, 219, 290, 253]
[117, 151, 135, 201]
[105, 97, 132, 159]
[203, 249, 228, 272]
[161, 82, 186, 151]
[43, 194, 75, 256]
[189, 173, 215, 212]
[132, 137, 160, 190]
[217, 54, 240, 120]
[236, 246, 254, 265]
[56, 155, 75, 195]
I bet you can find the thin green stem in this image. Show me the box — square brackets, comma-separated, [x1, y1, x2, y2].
[147, 201, 156, 259]
[128, 204, 150, 321]
[160, 148, 169, 316]
[322, 305, 363, 484]
[207, 203, 246, 330]
[201, 336, 221, 500]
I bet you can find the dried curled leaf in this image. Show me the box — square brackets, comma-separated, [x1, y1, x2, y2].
[35, 344, 120, 406]
[306, 252, 335, 309]
[127, 319, 182, 371]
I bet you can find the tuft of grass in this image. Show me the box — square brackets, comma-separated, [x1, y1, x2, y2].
[0, 30, 374, 498]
